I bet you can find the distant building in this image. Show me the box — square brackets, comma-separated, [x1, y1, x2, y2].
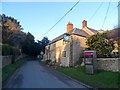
[118, 1, 120, 28]
[44, 20, 105, 67]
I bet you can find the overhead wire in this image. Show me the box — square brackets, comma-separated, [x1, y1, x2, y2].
[101, 0, 111, 29]
[107, 5, 117, 17]
[88, 1, 104, 23]
[39, 0, 80, 39]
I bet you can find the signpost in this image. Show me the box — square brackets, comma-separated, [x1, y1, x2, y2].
[84, 50, 96, 74]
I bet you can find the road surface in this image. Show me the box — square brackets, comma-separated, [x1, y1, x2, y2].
[3, 60, 90, 89]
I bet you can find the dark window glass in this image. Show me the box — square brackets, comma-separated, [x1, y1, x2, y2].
[62, 51, 66, 57]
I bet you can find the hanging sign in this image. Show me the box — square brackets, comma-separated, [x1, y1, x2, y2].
[63, 33, 70, 42]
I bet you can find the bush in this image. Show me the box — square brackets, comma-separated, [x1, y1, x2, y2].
[2, 44, 13, 56]
[45, 59, 51, 65]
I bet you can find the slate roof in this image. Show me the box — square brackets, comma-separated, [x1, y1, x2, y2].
[68, 28, 90, 37]
[87, 27, 98, 34]
[49, 34, 64, 44]
[48, 28, 90, 44]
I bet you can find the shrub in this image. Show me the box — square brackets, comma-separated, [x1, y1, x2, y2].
[46, 59, 51, 65]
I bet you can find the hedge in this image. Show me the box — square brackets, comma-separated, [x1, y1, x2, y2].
[2, 44, 14, 56]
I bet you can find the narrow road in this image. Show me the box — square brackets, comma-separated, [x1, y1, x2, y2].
[3, 60, 89, 89]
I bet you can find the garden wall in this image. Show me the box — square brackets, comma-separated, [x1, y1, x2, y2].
[1, 55, 12, 68]
[95, 58, 120, 72]
[1, 54, 27, 68]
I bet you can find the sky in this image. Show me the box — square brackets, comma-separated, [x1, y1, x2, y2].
[1, 0, 119, 41]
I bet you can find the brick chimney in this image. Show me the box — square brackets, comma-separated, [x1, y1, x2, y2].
[82, 20, 87, 29]
[67, 22, 73, 33]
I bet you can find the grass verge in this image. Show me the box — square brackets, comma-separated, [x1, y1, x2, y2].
[2, 57, 27, 83]
[56, 66, 120, 88]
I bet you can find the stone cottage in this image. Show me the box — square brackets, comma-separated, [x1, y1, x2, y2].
[44, 20, 103, 67]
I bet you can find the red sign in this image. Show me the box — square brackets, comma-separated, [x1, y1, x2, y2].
[84, 52, 93, 56]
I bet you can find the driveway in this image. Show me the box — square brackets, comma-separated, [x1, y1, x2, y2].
[3, 60, 90, 89]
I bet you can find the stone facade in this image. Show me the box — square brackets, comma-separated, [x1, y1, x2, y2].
[45, 35, 88, 67]
[95, 58, 120, 72]
[71, 35, 88, 66]
[45, 39, 71, 66]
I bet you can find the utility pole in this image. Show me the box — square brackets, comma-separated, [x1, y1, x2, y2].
[118, 1, 120, 28]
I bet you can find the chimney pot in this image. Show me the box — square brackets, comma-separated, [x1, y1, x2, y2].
[67, 22, 73, 33]
[82, 20, 87, 29]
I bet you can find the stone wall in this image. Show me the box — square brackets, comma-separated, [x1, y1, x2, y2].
[1, 55, 12, 68]
[95, 58, 120, 72]
[1, 54, 27, 68]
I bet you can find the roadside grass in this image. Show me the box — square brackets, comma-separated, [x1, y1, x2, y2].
[2, 57, 27, 83]
[56, 66, 120, 88]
